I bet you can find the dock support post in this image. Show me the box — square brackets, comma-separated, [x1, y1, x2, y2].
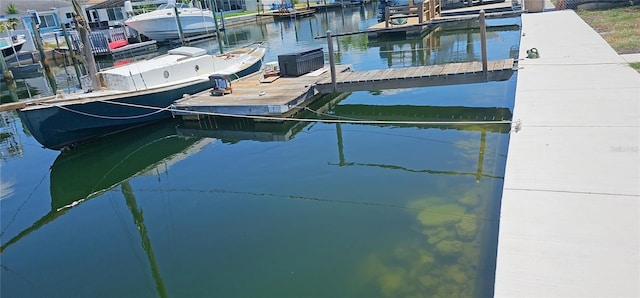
[72, 0, 99, 91]
[174, 6, 186, 45]
[479, 10, 488, 81]
[327, 30, 337, 93]
[60, 23, 83, 88]
[210, 0, 225, 54]
[0, 50, 14, 84]
[31, 18, 58, 92]
[385, 7, 390, 28]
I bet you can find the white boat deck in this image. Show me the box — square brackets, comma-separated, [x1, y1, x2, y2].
[101, 48, 204, 76]
[494, 9, 640, 297]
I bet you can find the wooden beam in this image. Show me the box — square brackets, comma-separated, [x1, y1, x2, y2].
[0, 97, 50, 112]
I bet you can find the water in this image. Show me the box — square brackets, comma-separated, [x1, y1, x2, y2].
[1, 4, 521, 297]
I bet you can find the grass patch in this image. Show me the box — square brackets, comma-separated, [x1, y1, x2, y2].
[575, 5, 640, 54]
[630, 62, 640, 71]
[222, 11, 255, 18]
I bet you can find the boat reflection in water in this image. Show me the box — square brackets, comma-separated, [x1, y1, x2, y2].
[0, 120, 213, 253]
[2, 119, 216, 297]
[50, 120, 214, 210]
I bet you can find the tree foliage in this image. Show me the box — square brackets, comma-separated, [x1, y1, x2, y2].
[3, 3, 19, 31]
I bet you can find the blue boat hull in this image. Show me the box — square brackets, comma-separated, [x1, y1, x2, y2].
[18, 59, 263, 150]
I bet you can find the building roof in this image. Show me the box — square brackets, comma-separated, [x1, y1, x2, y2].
[2, 1, 85, 13]
[87, 0, 125, 10]
[88, 0, 170, 10]
[1, 0, 168, 15]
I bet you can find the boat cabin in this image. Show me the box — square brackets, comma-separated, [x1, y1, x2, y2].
[209, 74, 232, 96]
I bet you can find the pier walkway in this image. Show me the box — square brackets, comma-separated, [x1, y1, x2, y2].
[315, 58, 516, 93]
[494, 9, 639, 297]
[170, 59, 516, 117]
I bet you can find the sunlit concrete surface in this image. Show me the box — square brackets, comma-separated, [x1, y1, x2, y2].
[622, 53, 640, 63]
[494, 9, 640, 297]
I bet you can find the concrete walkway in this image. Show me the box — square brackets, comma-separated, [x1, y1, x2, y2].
[622, 53, 640, 63]
[494, 9, 640, 297]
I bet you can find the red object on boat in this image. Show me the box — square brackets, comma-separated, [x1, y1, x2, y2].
[108, 39, 128, 50]
[113, 58, 133, 67]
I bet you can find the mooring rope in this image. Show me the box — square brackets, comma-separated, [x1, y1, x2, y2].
[44, 99, 513, 125]
[43, 101, 172, 120]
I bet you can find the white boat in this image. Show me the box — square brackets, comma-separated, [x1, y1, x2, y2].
[124, 1, 217, 42]
[0, 34, 27, 58]
[18, 43, 266, 150]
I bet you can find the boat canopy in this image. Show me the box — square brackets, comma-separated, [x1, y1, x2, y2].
[156, 3, 190, 9]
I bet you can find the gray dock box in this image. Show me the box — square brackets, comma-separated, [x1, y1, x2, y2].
[278, 48, 324, 77]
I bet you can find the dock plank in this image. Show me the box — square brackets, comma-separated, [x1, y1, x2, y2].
[172, 59, 516, 117]
[317, 58, 515, 93]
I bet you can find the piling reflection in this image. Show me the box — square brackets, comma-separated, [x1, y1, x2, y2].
[369, 22, 520, 68]
[0, 112, 24, 161]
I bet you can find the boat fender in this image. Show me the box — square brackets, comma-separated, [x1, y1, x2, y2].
[526, 48, 539, 59]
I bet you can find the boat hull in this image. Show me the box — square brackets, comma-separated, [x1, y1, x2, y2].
[125, 9, 217, 42]
[0, 38, 25, 57]
[18, 54, 263, 150]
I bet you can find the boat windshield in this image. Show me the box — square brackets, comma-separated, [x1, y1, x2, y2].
[156, 3, 189, 9]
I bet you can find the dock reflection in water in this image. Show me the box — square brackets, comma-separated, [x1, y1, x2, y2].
[167, 95, 511, 297]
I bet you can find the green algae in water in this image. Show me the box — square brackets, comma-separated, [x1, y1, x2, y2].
[354, 182, 497, 297]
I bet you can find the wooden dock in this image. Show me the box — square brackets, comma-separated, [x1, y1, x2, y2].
[369, 0, 441, 38]
[171, 65, 352, 118]
[257, 9, 315, 19]
[366, 0, 519, 38]
[169, 59, 516, 118]
[315, 58, 516, 93]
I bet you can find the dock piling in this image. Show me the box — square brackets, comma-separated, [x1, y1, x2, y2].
[327, 30, 337, 93]
[0, 48, 13, 82]
[209, 0, 224, 54]
[60, 23, 83, 88]
[480, 10, 488, 81]
[173, 5, 186, 45]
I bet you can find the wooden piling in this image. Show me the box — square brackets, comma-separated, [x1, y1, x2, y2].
[174, 5, 186, 46]
[209, 0, 225, 54]
[60, 24, 83, 87]
[480, 10, 488, 81]
[1, 49, 13, 82]
[327, 30, 337, 93]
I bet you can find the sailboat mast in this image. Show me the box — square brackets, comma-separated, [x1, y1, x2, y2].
[71, 0, 100, 91]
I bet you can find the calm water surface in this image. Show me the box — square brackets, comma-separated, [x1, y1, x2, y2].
[1, 4, 520, 297]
